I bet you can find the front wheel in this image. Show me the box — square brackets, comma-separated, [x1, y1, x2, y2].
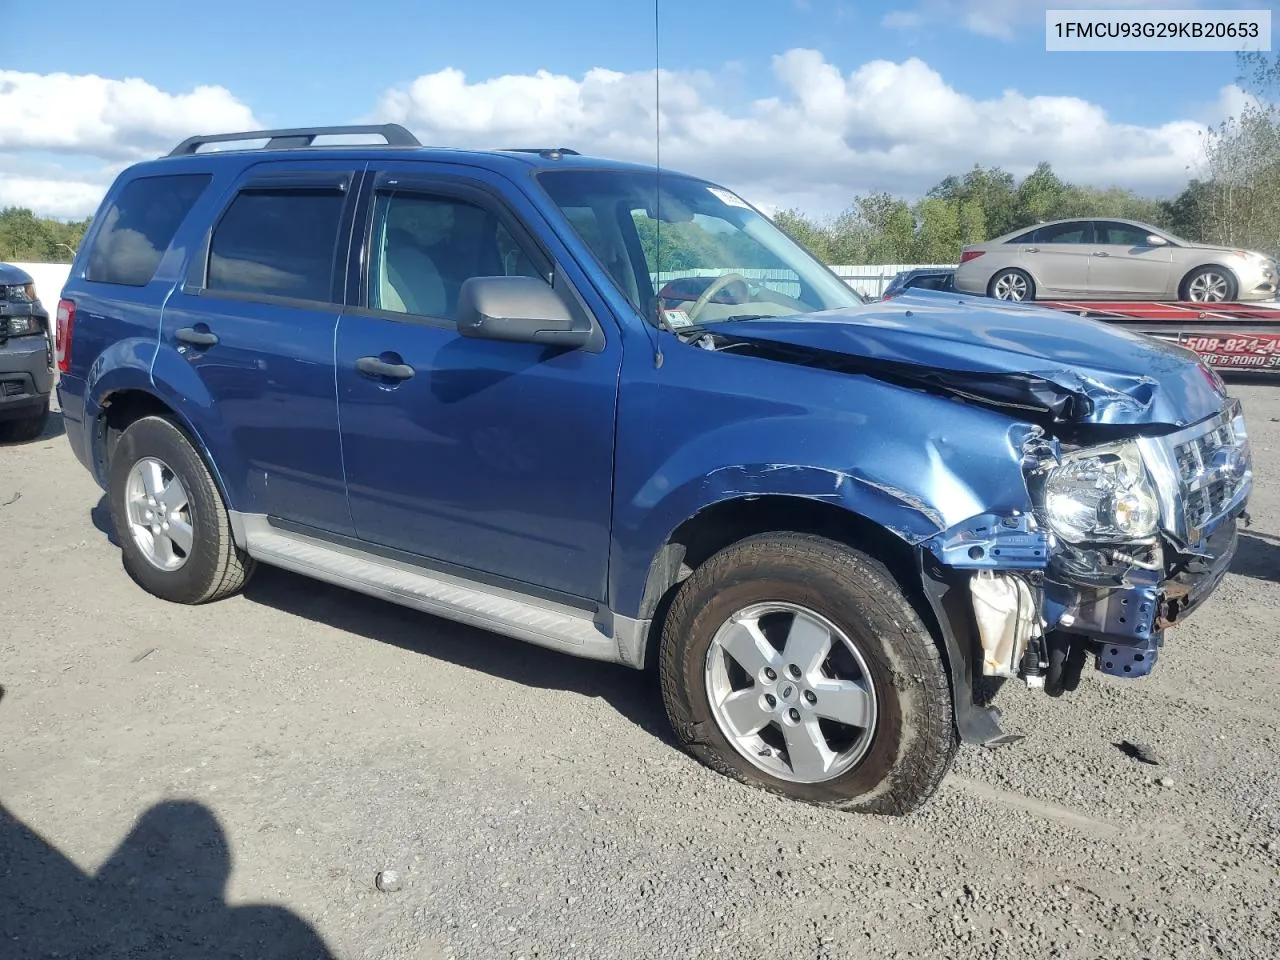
[1180, 266, 1237, 303]
[658, 533, 957, 815]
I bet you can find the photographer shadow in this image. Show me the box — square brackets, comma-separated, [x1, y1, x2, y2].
[0, 798, 333, 959]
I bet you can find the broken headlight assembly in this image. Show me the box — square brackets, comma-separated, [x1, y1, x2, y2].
[1040, 441, 1159, 545]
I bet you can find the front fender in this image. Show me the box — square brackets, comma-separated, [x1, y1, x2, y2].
[610, 376, 1043, 618]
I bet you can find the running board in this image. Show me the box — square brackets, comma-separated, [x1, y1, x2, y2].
[237, 515, 633, 665]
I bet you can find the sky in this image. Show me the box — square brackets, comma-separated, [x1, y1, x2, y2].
[1, 0, 1274, 222]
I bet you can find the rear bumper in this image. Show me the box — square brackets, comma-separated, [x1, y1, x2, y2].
[0, 332, 53, 422]
[55, 373, 93, 474]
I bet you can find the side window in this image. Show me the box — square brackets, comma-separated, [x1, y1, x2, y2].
[87, 174, 211, 286]
[369, 191, 545, 320]
[1036, 221, 1091, 244]
[1008, 229, 1039, 244]
[207, 188, 346, 303]
[1095, 221, 1154, 246]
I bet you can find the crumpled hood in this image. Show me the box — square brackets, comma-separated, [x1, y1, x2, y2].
[703, 291, 1226, 429]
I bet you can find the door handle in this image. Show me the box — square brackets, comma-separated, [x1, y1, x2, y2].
[1024, 247, 1039, 254]
[1092, 251, 1110, 257]
[356, 356, 415, 380]
[176, 326, 219, 347]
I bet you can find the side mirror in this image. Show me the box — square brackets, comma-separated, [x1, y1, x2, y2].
[456, 276, 591, 349]
[1146, 234, 1169, 246]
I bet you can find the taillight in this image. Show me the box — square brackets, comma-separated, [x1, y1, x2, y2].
[55, 299, 75, 373]
[959, 250, 985, 264]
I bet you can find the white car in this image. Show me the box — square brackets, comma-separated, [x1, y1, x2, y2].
[954, 217, 1277, 303]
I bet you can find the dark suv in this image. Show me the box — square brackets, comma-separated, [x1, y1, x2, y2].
[0, 262, 53, 443]
[55, 125, 1252, 815]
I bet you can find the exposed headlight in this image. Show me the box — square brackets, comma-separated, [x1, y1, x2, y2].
[1042, 441, 1159, 544]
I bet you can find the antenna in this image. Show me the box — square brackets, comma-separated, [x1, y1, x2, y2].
[651, 0, 666, 369]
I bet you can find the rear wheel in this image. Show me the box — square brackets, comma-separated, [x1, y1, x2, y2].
[1180, 266, 1237, 303]
[987, 268, 1035, 301]
[0, 399, 50, 444]
[107, 414, 254, 604]
[658, 532, 957, 815]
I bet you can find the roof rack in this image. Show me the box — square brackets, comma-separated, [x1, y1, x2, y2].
[501, 147, 581, 160]
[167, 124, 421, 157]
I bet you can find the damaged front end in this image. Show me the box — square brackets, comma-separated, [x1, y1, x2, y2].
[920, 398, 1252, 740]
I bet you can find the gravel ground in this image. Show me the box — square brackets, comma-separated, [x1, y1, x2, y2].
[1, 384, 1278, 960]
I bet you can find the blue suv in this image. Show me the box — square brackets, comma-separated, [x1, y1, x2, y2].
[56, 125, 1253, 814]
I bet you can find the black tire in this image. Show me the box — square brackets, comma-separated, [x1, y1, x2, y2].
[0, 399, 50, 444]
[1179, 265, 1237, 303]
[659, 532, 957, 816]
[986, 268, 1035, 301]
[107, 414, 254, 604]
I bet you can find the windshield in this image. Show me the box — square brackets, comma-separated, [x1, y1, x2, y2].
[536, 169, 864, 329]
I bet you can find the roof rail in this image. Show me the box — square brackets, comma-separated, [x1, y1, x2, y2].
[501, 147, 581, 160]
[166, 124, 421, 157]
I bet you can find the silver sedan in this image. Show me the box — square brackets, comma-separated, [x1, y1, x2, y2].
[954, 217, 1277, 303]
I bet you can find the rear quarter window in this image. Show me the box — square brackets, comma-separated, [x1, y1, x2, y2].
[86, 174, 212, 286]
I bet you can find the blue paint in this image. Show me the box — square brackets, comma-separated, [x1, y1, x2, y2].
[56, 140, 1249, 675]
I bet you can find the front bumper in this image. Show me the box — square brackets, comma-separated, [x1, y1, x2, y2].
[940, 400, 1251, 688]
[1040, 514, 1239, 678]
[0, 316, 54, 422]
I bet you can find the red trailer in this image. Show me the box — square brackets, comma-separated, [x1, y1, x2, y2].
[1034, 300, 1280, 374]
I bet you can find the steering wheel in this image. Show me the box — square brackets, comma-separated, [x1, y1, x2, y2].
[686, 272, 749, 323]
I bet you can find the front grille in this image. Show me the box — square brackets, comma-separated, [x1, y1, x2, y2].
[1139, 400, 1252, 547]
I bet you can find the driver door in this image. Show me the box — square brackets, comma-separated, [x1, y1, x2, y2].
[334, 164, 623, 602]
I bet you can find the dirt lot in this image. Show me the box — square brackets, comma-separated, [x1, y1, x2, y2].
[2, 385, 1278, 960]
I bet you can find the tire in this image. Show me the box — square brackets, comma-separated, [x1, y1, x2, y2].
[987, 268, 1035, 302]
[107, 414, 254, 604]
[0, 399, 50, 444]
[1180, 265, 1237, 303]
[659, 532, 957, 816]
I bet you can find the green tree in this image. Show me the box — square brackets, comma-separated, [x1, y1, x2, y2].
[0, 208, 90, 263]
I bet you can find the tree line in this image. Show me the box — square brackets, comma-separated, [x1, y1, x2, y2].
[0, 207, 91, 264]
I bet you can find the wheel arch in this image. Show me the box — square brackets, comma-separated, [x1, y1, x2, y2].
[985, 264, 1037, 299]
[92, 387, 244, 545]
[634, 495, 926, 661]
[1178, 261, 1239, 300]
[632, 493, 1004, 748]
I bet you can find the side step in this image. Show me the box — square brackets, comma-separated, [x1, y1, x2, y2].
[239, 517, 624, 664]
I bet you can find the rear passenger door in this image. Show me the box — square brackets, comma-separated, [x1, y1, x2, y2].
[334, 163, 622, 602]
[159, 160, 363, 535]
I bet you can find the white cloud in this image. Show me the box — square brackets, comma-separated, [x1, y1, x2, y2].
[882, 0, 1204, 40]
[373, 50, 1218, 216]
[0, 51, 1238, 223]
[0, 175, 111, 220]
[0, 70, 258, 221]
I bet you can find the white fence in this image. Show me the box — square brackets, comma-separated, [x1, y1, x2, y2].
[11, 261, 950, 304]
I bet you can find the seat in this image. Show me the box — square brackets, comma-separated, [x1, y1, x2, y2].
[378, 226, 448, 318]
